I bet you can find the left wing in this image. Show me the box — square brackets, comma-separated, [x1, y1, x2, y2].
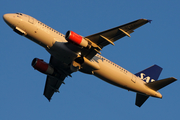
[80, 19, 151, 60]
[43, 56, 71, 101]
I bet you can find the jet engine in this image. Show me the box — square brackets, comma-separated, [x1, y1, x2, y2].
[31, 58, 54, 75]
[65, 31, 90, 48]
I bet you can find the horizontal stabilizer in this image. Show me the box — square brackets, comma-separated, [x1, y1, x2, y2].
[135, 93, 149, 107]
[135, 77, 177, 107]
[145, 77, 177, 91]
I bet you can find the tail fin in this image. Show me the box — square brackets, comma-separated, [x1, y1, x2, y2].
[135, 65, 163, 107]
[135, 65, 177, 107]
[135, 64, 163, 83]
[135, 65, 166, 107]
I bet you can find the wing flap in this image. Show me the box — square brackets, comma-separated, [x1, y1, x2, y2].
[119, 28, 131, 37]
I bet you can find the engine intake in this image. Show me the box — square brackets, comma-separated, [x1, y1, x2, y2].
[31, 58, 54, 75]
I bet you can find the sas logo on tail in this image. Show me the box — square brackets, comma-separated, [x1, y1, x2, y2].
[140, 73, 155, 83]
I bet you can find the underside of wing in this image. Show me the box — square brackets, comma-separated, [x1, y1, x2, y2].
[85, 19, 151, 49]
[43, 56, 71, 101]
[44, 76, 65, 101]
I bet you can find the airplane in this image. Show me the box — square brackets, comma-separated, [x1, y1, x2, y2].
[3, 12, 177, 107]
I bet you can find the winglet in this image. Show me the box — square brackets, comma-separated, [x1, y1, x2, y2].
[147, 19, 152, 23]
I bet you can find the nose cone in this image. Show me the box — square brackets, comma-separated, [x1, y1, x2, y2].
[3, 13, 15, 28]
[3, 14, 10, 23]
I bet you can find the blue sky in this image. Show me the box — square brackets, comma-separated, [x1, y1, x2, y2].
[0, 0, 180, 119]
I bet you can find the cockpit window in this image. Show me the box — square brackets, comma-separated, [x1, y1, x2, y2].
[16, 13, 22, 15]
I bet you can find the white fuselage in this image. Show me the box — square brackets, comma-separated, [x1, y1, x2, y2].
[3, 13, 162, 98]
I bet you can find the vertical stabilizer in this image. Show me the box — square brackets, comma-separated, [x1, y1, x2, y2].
[135, 65, 177, 107]
[135, 65, 163, 83]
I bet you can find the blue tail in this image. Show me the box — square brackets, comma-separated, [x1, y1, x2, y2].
[135, 65, 177, 107]
[135, 65, 163, 83]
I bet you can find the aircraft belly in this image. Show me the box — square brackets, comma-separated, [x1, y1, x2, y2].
[93, 61, 151, 94]
[93, 62, 132, 90]
[46, 42, 79, 65]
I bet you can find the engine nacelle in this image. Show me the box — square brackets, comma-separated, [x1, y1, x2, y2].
[65, 31, 89, 48]
[31, 58, 54, 75]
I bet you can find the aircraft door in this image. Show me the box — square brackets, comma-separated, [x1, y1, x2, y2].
[131, 74, 136, 83]
[28, 16, 34, 24]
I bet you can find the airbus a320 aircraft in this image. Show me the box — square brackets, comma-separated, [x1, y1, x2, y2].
[3, 13, 177, 107]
